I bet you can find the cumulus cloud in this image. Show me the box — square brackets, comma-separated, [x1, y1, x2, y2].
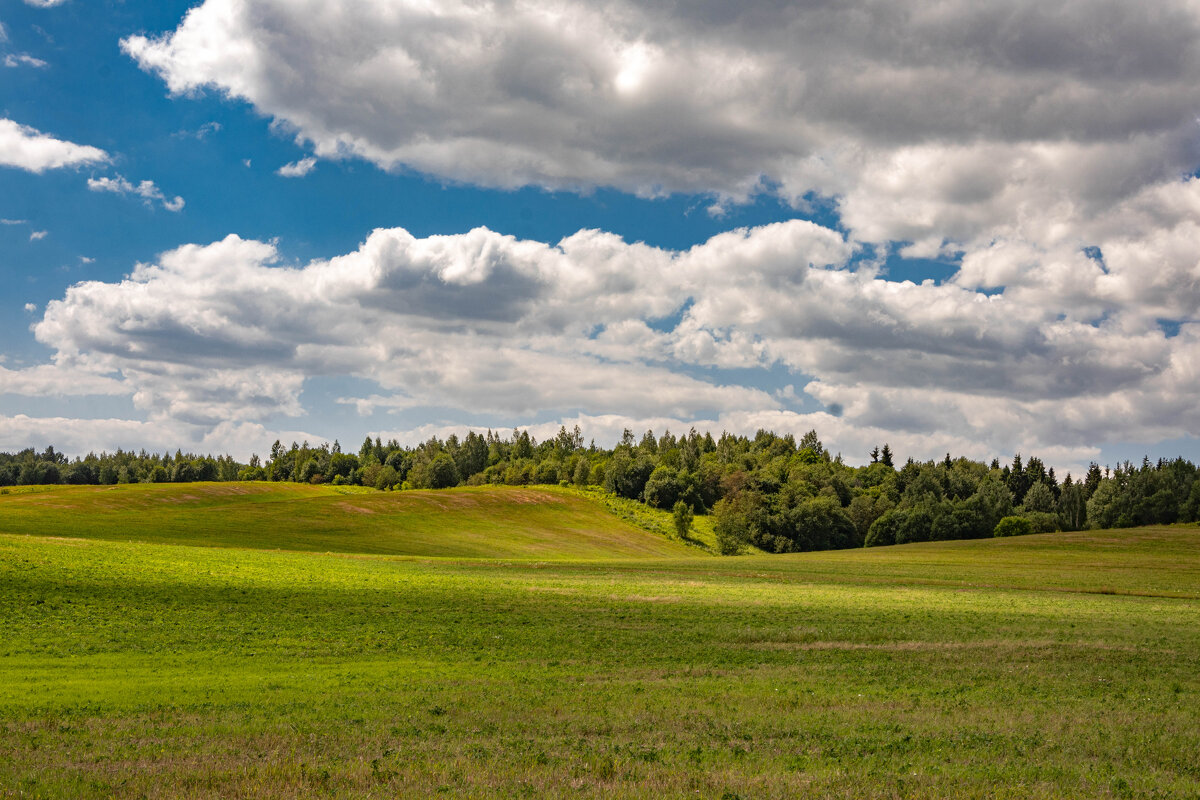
[123, 0, 1200, 254]
[29, 230, 47, 241]
[277, 157, 315, 177]
[0, 118, 107, 173]
[21, 220, 1200, 465]
[14, 0, 1200, 462]
[87, 174, 185, 211]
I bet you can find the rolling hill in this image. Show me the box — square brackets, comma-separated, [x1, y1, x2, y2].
[0, 482, 700, 559]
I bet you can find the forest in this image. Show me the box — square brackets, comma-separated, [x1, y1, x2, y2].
[4, 428, 1199, 554]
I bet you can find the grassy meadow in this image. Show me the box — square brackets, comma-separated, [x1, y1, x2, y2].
[1, 483, 1198, 798]
[0, 482, 699, 559]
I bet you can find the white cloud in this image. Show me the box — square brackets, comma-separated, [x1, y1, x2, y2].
[1, 218, 27, 225]
[0, 118, 107, 173]
[0, 414, 321, 462]
[276, 157, 315, 177]
[87, 174, 184, 212]
[16, 0, 1200, 463]
[23, 303, 36, 313]
[0, 363, 125, 396]
[23, 220, 1200, 463]
[23, 0, 70, 7]
[4, 54, 48, 68]
[29, 230, 47, 241]
[123, 0, 1200, 254]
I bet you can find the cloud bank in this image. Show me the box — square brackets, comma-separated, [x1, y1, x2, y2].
[6, 217, 1197, 465]
[122, 0, 1200, 254]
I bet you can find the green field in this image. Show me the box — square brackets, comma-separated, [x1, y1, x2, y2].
[0, 482, 699, 559]
[1, 484, 1198, 798]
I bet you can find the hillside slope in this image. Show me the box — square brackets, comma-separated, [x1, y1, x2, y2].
[0, 482, 700, 559]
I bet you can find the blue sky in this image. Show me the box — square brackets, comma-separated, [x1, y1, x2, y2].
[3, 0, 1200, 474]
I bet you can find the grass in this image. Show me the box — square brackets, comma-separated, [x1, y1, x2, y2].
[1, 484, 1198, 798]
[0, 482, 697, 560]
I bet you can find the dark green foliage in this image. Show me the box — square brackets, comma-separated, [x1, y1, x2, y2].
[1085, 459, 1198, 529]
[879, 443, 894, 468]
[426, 454, 461, 489]
[786, 496, 858, 550]
[931, 502, 989, 541]
[643, 466, 682, 509]
[865, 509, 904, 547]
[604, 451, 654, 500]
[994, 516, 1034, 537]
[847, 493, 891, 542]
[1058, 479, 1088, 530]
[896, 507, 934, 544]
[535, 460, 560, 485]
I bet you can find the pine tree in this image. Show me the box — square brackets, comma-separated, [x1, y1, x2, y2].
[880, 444, 894, 468]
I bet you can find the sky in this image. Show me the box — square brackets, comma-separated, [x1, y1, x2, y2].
[3, 0, 1200, 474]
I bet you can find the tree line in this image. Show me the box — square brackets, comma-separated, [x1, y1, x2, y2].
[4, 429, 1200, 553]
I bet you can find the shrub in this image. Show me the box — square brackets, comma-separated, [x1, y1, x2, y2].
[993, 516, 1034, 537]
[374, 465, 399, 490]
[1023, 511, 1061, 534]
[672, 500, 694, 539]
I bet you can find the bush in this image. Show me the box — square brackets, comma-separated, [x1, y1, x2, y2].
[1023, 511, 1061, 534]
[714, 524, 744, 555]
[374, 465, 399, 490]
[672, 500, 694, 539]
[993, 516, 1034, 537]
